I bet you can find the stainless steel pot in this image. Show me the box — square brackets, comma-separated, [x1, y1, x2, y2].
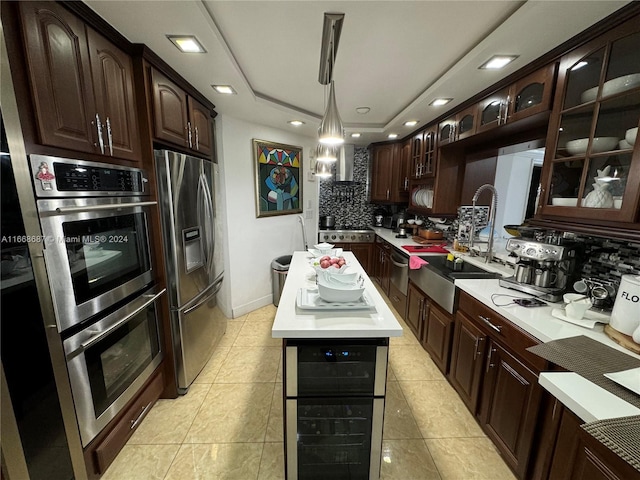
[319, 215, 335, 229]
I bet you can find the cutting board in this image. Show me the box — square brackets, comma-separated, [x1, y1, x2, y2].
[402, 244, 449, 254]
[412, 236, 445, 244]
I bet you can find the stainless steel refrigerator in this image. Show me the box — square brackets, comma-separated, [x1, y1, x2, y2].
[155, 149, 226, 393]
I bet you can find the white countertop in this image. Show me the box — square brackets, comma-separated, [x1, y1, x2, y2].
[271, 251, 403, 339]
[455, 278, 640, 422]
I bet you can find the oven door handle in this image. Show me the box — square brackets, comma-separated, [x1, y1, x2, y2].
[79, 289, 166, 351]
[55, 201, 157, 214]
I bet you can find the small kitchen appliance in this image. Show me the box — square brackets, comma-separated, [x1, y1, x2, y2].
[609, 274, 640, 342]
[499, 238, 580, 302]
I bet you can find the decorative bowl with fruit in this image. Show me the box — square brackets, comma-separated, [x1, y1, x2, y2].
[311, 255, 349, 273]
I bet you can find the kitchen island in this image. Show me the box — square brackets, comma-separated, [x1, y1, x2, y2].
[272, 251, 402, 480]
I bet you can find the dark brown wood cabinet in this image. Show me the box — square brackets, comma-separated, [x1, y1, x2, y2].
[449, 310, 487, 412]
[479, 341, 542, 479]
[333, 242, 372, 274]
[406, 280, 425, 338]
[451, 291, 545, 479]
[19, 1, 141, 162]
[422, 302, 454, 375]
[151, 68, 213, 158]
[439, 105, 477, 145]
[537, 16, 640, 229]
[373, 240, 391, 294]
[370, 143, 408, 203]
[547, 404, 639, 480]
[405, 280, 454, 375]
[476, 64, 556, 135]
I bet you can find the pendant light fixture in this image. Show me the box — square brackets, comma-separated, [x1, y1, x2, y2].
[318, 13, 345, 146]
[314, 159, 333, 178]
[316, 143, 337, 163]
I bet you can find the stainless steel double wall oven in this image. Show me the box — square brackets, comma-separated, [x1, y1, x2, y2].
[30, 154, 165, 446]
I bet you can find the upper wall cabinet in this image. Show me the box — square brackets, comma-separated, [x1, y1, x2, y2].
[476, 63, 557, 134]
[439, 105, 477, 146]
[151, 69, 213, 158]
[19, 2, 141, 162]
[411, 126, 437, 180]
[538, 17, 640, 226]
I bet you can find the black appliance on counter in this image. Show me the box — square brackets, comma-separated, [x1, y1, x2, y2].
[284, 339, 388, 480]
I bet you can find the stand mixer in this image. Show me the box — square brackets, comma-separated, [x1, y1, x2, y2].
[499, 238, 580, 302]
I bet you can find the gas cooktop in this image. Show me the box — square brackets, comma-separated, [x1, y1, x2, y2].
[319, 225, 374, 231]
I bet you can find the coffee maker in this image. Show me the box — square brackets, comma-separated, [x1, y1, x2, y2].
[499, 238, 580, 302]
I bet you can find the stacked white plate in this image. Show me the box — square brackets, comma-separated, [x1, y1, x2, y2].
[412, 188, 434, 208]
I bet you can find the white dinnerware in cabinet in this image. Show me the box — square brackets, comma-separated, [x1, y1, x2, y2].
[539, 18, 640, 225]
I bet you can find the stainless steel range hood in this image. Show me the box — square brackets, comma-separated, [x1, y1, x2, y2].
[335, 144, 354, 182]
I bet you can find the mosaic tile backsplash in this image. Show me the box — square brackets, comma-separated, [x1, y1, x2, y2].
[318, 147, 375, 227]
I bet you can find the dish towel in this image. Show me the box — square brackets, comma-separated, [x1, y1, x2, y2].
[409, 256, 429, 269]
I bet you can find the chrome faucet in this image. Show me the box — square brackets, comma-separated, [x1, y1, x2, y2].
[469, 184, 498, 263]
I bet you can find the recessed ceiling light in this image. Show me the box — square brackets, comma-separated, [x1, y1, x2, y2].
[388, 133, 398, 139]
[288, 120, 305, 126]
[430, 98, 452, 107]
[212, 85, 237, 95]
[356, 107, 371, 114]
[404, 120, 418, 127]
[351, 133, 361, 138]
[167, 35, 206, 53]
[479, 55, 519, 70]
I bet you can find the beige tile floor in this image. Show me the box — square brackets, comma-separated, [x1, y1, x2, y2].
[102, 299, 516, 480]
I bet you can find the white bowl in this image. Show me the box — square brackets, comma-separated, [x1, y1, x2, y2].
[319, 271, 359, 285]
[551, 197, 578, 207]
[407, 219, 415, 224]
[317, 281, 365, 303]
[626, 127, 638, 146]
[580, 85, 598, 104]
[580, 74, 640, 103]
[602, 73, 640, 97]
[563, 293, 587, 304]
[313, 263, 349, 274]
[415, 219, 424, 225]
[566, 137, 618, 155]
[619, 139, 633, 150]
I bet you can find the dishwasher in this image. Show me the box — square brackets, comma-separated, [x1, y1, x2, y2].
[389, 251, 409, 315]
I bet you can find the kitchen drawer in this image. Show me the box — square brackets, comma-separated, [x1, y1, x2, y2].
[458, 291, 545, 372]
[388, 283, 407, 320]
[90, 368, 164, 475]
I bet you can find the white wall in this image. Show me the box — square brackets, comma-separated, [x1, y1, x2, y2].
[215, 114, 318, 318]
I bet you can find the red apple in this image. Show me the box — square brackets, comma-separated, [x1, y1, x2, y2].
[320, 259, 331, 269]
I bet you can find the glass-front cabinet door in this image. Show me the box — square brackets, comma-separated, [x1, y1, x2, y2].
[410, 130, 423, 180]
[508, 63, 557, 123]
[539, 20, 640, 224]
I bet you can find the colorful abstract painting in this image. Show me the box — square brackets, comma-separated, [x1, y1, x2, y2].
[253, 139, 303, 217]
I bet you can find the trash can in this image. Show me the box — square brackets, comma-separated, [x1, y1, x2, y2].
[271, 255, 292, 306]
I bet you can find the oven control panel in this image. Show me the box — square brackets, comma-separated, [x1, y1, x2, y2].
[30, 154, 147, 197]
[505, 238, 570, 261]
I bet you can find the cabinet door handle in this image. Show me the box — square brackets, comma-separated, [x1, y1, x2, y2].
[503, 95, 511, 123]
[404, 177, 408, 190]
[187, 121, 193, 148]
[95, 113, 105, 154]
[386, 189, 390, 199]
[486, 347, 497, 372]
[106, 117, 113, 156]
[195, 125, 199, 150]
[478, 315, 502, 333]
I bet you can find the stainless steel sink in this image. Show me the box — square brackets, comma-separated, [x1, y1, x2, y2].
[408, 256, 500, 313]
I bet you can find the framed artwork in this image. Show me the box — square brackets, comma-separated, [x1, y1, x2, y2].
[253, 139, 303, 217]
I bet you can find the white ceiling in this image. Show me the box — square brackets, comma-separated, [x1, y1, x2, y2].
[85, 0, 629, 146]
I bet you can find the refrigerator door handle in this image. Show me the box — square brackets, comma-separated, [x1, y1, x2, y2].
[199, 172, 215, 274]
[181, 275, 223, 315]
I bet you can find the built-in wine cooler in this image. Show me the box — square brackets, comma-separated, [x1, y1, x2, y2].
[284, 339, 388, 480]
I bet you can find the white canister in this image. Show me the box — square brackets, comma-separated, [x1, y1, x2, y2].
[610, 275, 640, 337]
